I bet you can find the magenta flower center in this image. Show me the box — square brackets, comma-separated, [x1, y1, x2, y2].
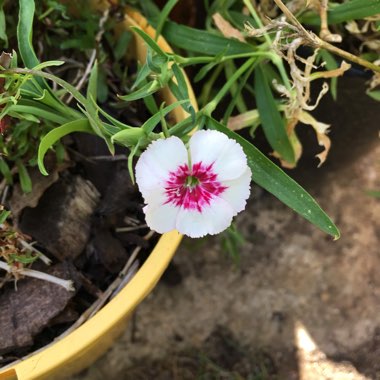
[165, 162, 227, 212]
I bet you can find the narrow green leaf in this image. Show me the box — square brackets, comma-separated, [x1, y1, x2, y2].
[301, 0, 380, 25]
[16, 160, 32, 193]
[17, 0, 39, 68]
[143, 94, 159, 115]
[207, 117, 340, 239]
[162, 21, 254, 55]
[171, 63, 188, 99]
[8, 103, 69, 124]
[0, 209, 11, 224]
[9, 253, 38, 264]
[114, 30, 132, 61]
[317, 50, 338, 100]
[112, 127, 146, 148]
[132, 63, 152, 90]
[32, 60, 64, 70]
[141, 100, 187, 134]
[154, 0, 179, 40]
[119, 80, 161, 101]
[130, 26, 168, 58]
[367, 90, 380, 101]
[89, 96, 132, 130]
[38, 119, 92, 175]
[16, 0, 56, 99]
[0, 0, 8, 46]
[168, 80, 195, 121]
[87, 60, 98, 102]
[255, 65, 295, 164]
[0, 158, 13, 184]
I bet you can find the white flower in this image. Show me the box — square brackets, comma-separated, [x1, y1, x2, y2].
[135, 130, 252, 238]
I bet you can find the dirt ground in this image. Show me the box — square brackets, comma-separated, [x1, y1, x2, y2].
[72, 142, 380, 379]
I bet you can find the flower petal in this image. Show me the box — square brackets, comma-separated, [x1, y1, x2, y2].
[136, 136, 188, 201]
[144, 202, 180, 234]
[189, 130, 247, 181]
[220, 167, 252, 215]
[176, 197, 234, 238]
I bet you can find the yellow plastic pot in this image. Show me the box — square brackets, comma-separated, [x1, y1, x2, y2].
[0, 8, 197, 380]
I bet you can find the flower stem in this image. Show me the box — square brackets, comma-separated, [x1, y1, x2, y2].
[204, 57, 256, 116]
[160, 104, 170, 138]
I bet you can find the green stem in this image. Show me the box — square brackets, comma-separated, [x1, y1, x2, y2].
[160, 104, 170, 138]
[243, 0, 272, 46]
[243, 0, 292, 91]
[204, 57, 256, 116]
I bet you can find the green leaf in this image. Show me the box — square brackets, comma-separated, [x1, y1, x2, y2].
[8, 103, 69, 124]
[17, 0, 41, 77]
[0, 209, 11, 224]
[317, 50, 338, 101]
[38, 119, 92, 175]
[141, 100, 187, 134]
[207, 117, 340, 239]
[132, 63, 152, 90]
[89, 96, 132, 131]
[0, 158, 12, 184]
[367, 90, 380, 101]
[255, 65, 295, 164]
[32, 60, 65, 70]
[111, 127, 146, 148]
[114, 30, 132, 61]
[171, 63, 188, 100]
[162, 21, 254, 55]
[0, 0, 8, 47]
[143, 94, 159, 115]
[154, 0, 179, 40]
[16, 159, 32, 193]
[301, 0, 380, 25]
[168, 80, 195, 121]
[119, 80, 161, 101]
[130, 26, 168, 58]
[9, 253, 38, 264]
[87, 60, 98, 102]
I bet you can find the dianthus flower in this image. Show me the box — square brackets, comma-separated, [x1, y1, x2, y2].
[135, 130, 251, 238]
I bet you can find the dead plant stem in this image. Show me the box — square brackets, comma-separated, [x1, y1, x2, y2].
[272, 0, 380, 73]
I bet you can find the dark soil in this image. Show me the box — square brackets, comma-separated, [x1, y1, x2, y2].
[0, 132, 154, 366]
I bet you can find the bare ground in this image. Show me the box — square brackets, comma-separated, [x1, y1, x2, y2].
[73, 143, 380, 380]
